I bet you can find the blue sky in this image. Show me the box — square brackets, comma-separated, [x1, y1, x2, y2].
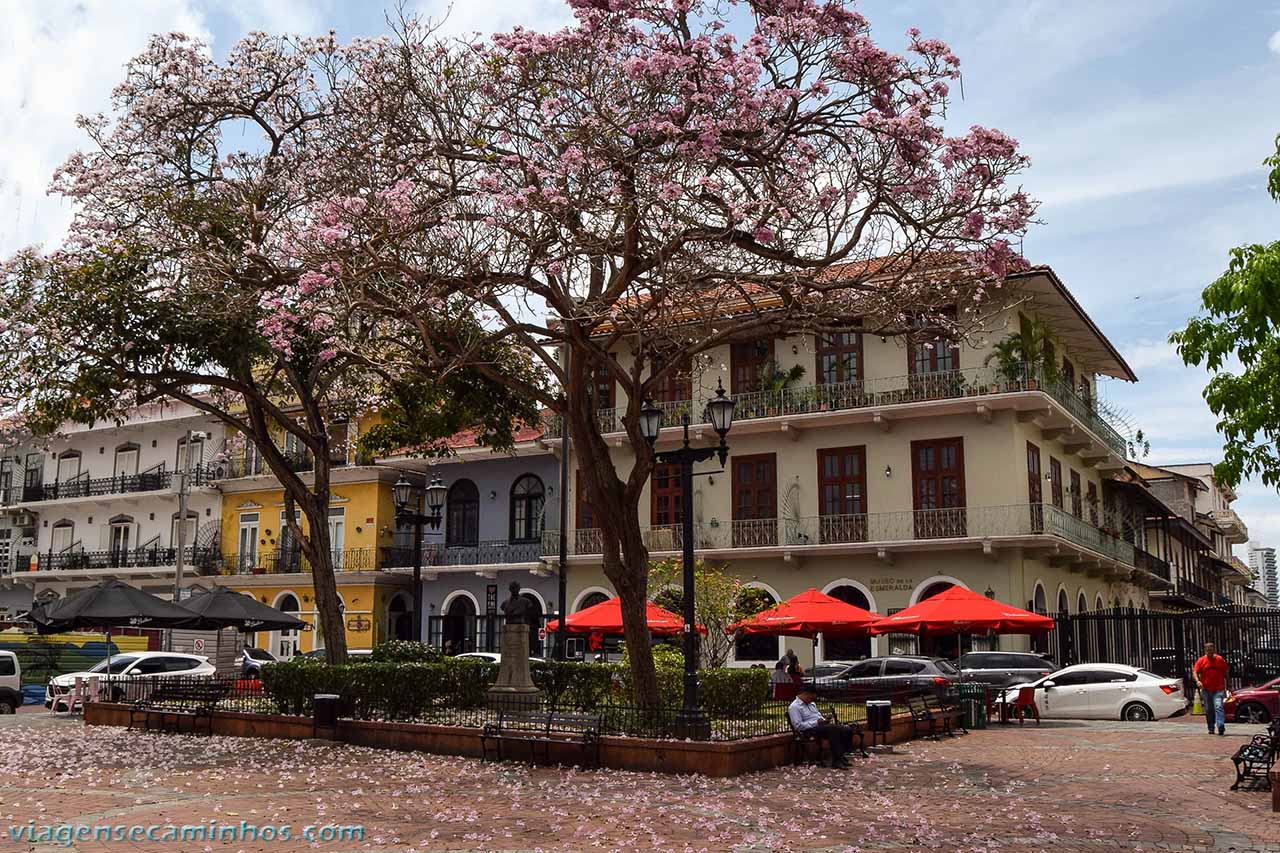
[3, 0, 1278, 555]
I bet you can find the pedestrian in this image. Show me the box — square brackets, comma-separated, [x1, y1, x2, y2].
[779, 648, 799, 671]
[787, 685, 856, 768]
[1193, 641, 1229, 736]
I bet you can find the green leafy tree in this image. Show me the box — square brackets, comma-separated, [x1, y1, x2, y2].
[1170, 135, 1280, 488]
[649, 557, 746, 668]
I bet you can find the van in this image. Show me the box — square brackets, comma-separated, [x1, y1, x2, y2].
[0, 651, 21, 713]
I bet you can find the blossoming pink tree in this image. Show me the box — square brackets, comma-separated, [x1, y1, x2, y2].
[0, 32, 536, 662]
[309, 0, 1037, 703]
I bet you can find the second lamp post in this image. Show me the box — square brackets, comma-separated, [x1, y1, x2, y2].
[393, 473, 448, 642]
[639, 381, 735, 739]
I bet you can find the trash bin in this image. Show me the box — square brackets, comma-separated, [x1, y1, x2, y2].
[313, 693, 340, 728]
[957, 682, 987, 729]
[865, 699, 892, 746]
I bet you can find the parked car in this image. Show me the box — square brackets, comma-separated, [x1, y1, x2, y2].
[302, 648, 372, 660]
[1000, 663, 1186, 721]
[454, 652, 547, 665]
[0, 650, 21, 713]
[1225, 676, 1280, 724]
[813, 655, 958, 700]
[45, 652, 215, 706]
[959, 651, 1055, 688]
[237, 647, 278, 677]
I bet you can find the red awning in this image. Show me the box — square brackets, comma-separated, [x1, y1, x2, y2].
[545, 596, 706, 636]
[727, 588, 880, 639]
[868, 585, 1055, 635]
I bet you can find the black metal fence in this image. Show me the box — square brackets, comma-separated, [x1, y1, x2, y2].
[1050, 605, 1280, 691]
[97, 673, 918, 742]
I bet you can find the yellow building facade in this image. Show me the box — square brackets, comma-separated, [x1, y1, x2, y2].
[208, 442, 415, 656]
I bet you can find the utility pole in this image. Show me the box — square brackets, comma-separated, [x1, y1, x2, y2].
[167, 428, 207, 650]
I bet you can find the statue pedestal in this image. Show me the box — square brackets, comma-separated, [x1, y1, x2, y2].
[486, 624, 542, 711]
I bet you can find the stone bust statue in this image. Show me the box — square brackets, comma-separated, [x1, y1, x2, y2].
[501, 581, 537, 626]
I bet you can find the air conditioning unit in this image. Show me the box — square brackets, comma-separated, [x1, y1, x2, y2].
[13, 513, 34, 527]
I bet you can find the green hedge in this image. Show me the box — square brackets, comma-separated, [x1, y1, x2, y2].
[260, 649, 769, 721]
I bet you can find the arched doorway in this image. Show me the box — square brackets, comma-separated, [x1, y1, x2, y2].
[387, 593, 412, 642]
[273, 593, 301, 659]
[1030, 583, 1049, 654]
[734, 586, 779, 664]
[442, 594, 476, 654]
[823, 585, 872, 661]
[915, 581, 955, 658]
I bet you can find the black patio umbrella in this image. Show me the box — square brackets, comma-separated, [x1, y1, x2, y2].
[180, 587, 307, 632]
[31, 579, 198, 675]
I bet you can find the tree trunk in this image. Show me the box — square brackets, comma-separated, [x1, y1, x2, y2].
[301, 499, 348, 664]
[567, 355, 660, 707]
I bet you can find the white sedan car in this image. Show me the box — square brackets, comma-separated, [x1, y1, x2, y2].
[1000, 663, 1187, 721]
[46, 652, 215, 706]
[454, 652, 546, 664]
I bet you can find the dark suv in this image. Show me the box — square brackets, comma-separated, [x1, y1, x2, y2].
[813, 655, 958, 700]
[959, 652, 1055, 688]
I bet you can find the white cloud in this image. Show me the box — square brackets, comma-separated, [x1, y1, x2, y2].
[1120, 339, 1181, 372]
[1269, 29, 1280, 55]
[0, 1, 210, 255]
[414, 0, 574, 37]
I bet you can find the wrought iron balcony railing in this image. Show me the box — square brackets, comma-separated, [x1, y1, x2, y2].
[223, 546, 383, 575]
[382, 539, 546, 568]
[1133, 548, 1172, 584]
[35, 546, 220, 573]
[18, 464, 221, 503]
[544, 362, 1127, 456]
[550, 503, 1136, 566]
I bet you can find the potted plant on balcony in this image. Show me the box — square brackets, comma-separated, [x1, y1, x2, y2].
[760, 361, 806, 416]
[984, 317, 1060, 393]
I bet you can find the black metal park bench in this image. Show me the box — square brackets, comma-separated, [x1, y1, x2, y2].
[908, 693, 961, 740]
[127, 680, 229, 736]
[1231, 719, 1280, 792]
[923, 692, 966, 735]
[481, 709, 602, 767]
[785, 705, 867, 765]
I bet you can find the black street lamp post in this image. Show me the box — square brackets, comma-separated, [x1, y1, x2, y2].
[393, 474, 448, 642]
[639, 381, 735, 739]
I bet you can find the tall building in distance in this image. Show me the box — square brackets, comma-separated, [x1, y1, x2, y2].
[1249, 543, 1278, 607]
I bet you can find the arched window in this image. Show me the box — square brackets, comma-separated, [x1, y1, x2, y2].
[576, 591, 610, 612]
[276, 593, 300, 612]
[917, 581, 954, 603]
[1057, 588, 1069, 615]
[445, 480, 480, 546]
[824, 585, 872, 660]
[274, 593, 301, 659]
[1078, 592, 1088, 614]
[113, 443, 139, 478]
[50, 520, 75, 553]
[509, 474, 545, 543]
[1031, 584, 1049, 653]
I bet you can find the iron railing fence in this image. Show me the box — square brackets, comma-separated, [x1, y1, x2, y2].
[544, 362, 1126, 456]
[223, 546, 381, 575]
[552, 503, 1137, 567]
[37, 546, 221, 573]
[99, 673, 926, 742]
[1050, 605, 1280, 691]
[382, 539, 546, 569]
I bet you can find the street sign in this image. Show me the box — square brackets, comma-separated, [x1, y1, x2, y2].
[193, 638, 205, 652]
[486, 584, 498, 616]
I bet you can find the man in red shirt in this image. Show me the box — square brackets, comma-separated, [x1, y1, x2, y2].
[1193, 642, 1229, 735]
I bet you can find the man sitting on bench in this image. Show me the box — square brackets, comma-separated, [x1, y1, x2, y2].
[788, 685, 856, 768]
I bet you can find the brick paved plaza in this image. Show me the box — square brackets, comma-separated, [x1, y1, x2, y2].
[1, 710, 1277, 852]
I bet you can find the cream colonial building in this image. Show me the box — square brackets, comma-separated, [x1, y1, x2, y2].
[551, 263, 1168, 664]
[0, 399, 227, 603]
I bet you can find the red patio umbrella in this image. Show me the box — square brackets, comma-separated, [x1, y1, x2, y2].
[728, 588, 880, 638]
[544, 596, 707, 636]
[728, 588, 881, 687]
[867, 585, 1055, 636]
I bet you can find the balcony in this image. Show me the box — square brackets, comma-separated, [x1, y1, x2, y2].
[1133, 548, 1173, 585]
[544, 362, 1126, 456]
[18, 465, 222, 504]
[1209, 508, 1249, 544]
[1156, 577, 1214, 607]
[383, 540, 546, 569]
[223, 546, 383, 575]
[31, 545, 220, 574]
[554, 503, 1136, 567]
